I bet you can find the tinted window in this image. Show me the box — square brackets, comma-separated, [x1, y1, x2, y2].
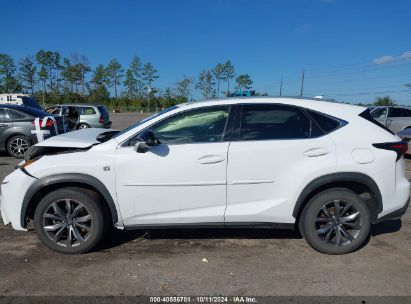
[8, 109, 26, 119]
[238, 104, 314, 140]
[389, 108, 402, 118]
[306, 109, 341, 133]
[402, 108, 411, 117]
[149, 106, 230, 144]
[79, 107, 96, 115]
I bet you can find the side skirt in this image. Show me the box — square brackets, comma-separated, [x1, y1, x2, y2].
[123, 222, 295, 230]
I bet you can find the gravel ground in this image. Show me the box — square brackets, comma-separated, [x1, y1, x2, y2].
[0, 113, 410, 296]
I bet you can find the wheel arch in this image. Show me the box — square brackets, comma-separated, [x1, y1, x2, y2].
[21, 173, 118, 228]
[293, 172, 382, 224]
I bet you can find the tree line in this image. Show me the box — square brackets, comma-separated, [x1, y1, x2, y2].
[0, 51, 256, 110]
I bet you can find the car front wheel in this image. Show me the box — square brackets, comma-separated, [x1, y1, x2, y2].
[34, 187, 107, 254]
[300, 188, 371, 255]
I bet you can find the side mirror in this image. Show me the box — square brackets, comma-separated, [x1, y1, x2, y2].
[137, 130, 158, 146]
[134, 141, 149, 153]
[133, 130, 159, 153]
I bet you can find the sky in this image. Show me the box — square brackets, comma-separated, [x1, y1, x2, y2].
[1, 0, 411, 104]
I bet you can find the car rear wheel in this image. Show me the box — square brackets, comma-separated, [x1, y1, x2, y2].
[77, 123, 90, 129]
[6, 135, 32, 158]
[300, 188, 371, 255]
[34, 187, 107, 254]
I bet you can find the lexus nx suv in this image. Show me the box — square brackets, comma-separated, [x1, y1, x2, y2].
[0, 97, 409, 255]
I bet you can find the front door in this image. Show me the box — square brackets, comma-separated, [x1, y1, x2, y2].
[115, 105, 233, 226]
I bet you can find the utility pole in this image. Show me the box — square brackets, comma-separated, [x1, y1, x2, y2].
[279, 77, 283, 96]
[300, 69, 305, 97]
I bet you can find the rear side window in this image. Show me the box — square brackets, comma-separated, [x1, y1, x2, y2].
[359, 109, 394, 135]
[403, 109, 411, 117]
[79, 107, 96, 115]
[238, 104, 319, 140]
[305, 109, 341, 133]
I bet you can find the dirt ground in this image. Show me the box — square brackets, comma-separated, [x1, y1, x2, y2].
[0, 113, 410, 296]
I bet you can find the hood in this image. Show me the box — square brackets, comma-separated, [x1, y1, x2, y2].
[35, 128, 113, 148]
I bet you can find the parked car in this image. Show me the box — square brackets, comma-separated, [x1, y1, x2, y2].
[1, 97, 409, 254]
[0, 94, 43, 110]
[0, 104, 60, 158]
[370, 106, 411, 133]
[45, 104, 111, 129]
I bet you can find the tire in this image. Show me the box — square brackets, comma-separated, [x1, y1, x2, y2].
[34, 187, 107, 254]
[300, 188, 371, 255]
[77, 123, 90, 130]
[6, 135, 32, 158]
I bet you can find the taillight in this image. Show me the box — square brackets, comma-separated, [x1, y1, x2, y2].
[99, 115, 104, 123]
[373, 141, 408, 161]
[31, 118, 55, 128]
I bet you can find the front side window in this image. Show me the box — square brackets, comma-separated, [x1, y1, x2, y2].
[238, 104, 316, 140]
[149, 106, 230, 144]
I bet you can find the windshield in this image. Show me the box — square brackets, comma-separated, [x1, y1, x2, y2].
[113, 106, 178, 138]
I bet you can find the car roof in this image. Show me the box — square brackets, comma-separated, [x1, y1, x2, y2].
[177, 96, 366, 119]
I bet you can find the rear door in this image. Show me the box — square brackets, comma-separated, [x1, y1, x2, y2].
[225, 104, 336, 224]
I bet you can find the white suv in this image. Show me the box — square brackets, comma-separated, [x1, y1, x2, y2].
[1, 97, 409, 255]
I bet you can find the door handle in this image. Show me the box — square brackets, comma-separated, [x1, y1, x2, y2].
[197, 155, 225, 164]
[0, 124, 7, 128]
[304, 147, 329, 157]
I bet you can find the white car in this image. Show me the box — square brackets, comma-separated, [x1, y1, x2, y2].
[0, 97, 409, 255]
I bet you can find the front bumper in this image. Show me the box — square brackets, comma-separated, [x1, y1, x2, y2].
[0, 168, 36, 231]
[376, 198, 409, 223]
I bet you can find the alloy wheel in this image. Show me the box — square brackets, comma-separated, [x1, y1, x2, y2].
[9, 137, 29, 157]
[42, 199, 93, 247]
[314, 200, 362, 246]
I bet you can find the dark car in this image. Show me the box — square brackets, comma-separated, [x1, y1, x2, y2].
[0, 105, 60, 158]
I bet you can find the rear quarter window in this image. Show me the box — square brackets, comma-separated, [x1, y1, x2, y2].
[305, 109, 341, 133]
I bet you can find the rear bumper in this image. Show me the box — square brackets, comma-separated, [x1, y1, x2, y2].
[376, 198, 409, 223]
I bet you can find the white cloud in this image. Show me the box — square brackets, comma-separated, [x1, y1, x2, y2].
[373, 56, 396, 65]
[400, 51, 411, 61]
[373, 51, 411, 65]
